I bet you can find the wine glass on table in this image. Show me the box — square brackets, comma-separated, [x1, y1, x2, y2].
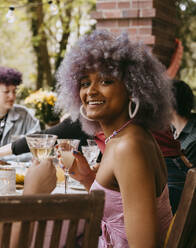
[26, 134, 57, 161]
[81, 139, 100, 168]
[57, 139, 80, 193]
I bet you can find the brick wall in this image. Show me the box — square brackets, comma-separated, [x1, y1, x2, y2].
[91, 0, 179, 67]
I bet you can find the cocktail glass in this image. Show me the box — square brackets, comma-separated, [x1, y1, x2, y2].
[82, 139, 100, 167]
[57, 139, 80, 193]
[26, 134, 57, 161]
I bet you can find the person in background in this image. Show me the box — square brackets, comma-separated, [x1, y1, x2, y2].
[171, 79, 196, 167]
[0, 66, 40, 161]
[21, 30, 173, 248]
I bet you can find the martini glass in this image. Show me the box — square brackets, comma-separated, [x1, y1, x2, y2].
[82, 139, 100, 167]
[26, 134, 57, 161]
[57, 139, 80, 193]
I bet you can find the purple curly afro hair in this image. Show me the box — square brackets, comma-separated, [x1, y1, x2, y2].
[0, 66, 22, 86]
[56, 29, 173, 135]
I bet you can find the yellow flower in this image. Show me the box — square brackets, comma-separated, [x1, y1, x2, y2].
[24, 88, 60, 125]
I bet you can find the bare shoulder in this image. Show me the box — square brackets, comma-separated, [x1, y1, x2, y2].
[108, 124, 159, 177]
[115, 124, 155, 154]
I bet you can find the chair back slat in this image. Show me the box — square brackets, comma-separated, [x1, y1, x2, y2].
[66, 219, 79, 248]
[166, 168, 196, 248]
[34, 221, 47, 248]
[84, 190, 105, 248]
[83, 221, 92, 248]
[49, 220, 63, 248]
[0, 190, 105, 248]
[2, 223, 12, 248]
[18, 221, 31, 247]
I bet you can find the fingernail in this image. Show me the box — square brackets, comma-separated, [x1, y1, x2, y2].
[73, 150, 78, 155]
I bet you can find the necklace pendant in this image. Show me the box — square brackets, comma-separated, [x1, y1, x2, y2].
[113, 130, 117, 135]
[104, 119, 132, 144]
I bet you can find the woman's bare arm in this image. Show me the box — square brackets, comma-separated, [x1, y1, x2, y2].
[113, 138, 158, 248]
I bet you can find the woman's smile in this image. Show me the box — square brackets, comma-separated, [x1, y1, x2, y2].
[86, 100, 105, 110]
[80, 72, 129, 121]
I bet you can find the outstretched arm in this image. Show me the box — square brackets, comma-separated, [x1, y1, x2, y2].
[166, 39, 183, 79]
[0, 118, 90, 158]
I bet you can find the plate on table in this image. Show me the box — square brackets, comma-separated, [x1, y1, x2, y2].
[70, 185, 85, 191]
[16, 184, 24, 190]
[69, 180, 86, 191]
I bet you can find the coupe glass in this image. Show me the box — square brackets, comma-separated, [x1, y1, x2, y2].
[82, 139, 100, 167]
[57, 139, 80, 193]
[26, 134, 57, 161]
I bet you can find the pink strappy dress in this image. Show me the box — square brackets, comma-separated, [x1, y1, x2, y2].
[90, 180, 173, 248]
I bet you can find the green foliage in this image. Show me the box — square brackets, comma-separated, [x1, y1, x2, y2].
[175, 0, 196, 89]
[16, 84, 33, 103]
[0, 0, 37, 89]
[0, 0, 96, 90]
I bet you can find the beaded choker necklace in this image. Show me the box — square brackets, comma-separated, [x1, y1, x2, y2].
[105, 119, 132, 144]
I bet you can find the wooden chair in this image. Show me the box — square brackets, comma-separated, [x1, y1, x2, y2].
[0, 190, 105, 248]
[165, 167, 196, 248]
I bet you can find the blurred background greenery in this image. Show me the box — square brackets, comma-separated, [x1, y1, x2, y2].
[175, 0, 196, 96]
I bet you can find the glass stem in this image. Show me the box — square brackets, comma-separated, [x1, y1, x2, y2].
[64, 169, 69, 193]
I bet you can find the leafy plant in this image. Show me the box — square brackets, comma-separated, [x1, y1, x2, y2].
[24, 88, 60, 127]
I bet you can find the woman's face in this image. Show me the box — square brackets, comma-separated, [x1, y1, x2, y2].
[0, 84, 16, 114]
[79, 72, 129, 123]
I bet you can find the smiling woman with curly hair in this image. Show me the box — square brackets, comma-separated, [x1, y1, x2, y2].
[56, 30, 173, 135]
[17, 30, 174, 248]
[54, 30, 174, 247]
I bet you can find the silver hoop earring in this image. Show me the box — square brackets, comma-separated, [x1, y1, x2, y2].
[128, 98, 139, 119]
[80, 105, 94, 121]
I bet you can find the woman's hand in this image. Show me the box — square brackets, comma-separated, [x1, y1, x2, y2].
[68, 151, 96, 191]
[70, 151, 95, 181]
[23, 158, 57, 195]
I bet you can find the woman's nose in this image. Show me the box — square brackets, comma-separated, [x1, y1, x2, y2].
[8, 91, 16, 99]
[87, 83, 98, 95]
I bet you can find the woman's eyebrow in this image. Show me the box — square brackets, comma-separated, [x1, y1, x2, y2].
[80, 76, 89, 81]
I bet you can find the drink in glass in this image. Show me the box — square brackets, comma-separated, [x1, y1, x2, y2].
[57, 139, 80, 192]
[26, 134, 57, 161]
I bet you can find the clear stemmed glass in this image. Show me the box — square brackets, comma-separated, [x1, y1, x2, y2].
[82, 139, 100, 167]
[57, 139, 80, 193]
[26, 134, 57, 161]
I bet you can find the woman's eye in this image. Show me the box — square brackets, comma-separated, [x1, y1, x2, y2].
[80, 81, 90, 88]
[101, 80, 114, 85]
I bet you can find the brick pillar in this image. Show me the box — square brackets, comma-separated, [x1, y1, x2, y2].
[91, 0, 179, 67]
